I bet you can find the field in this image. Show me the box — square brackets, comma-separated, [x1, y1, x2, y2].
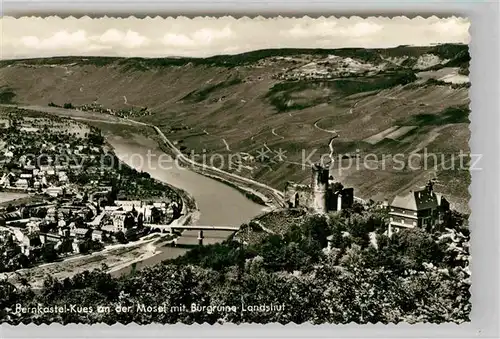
[0, 44, 471, 212]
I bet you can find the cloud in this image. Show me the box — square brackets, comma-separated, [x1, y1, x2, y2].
[98, 29, 149, 49]
[429, 17, 470, 38]
[283, 21, 383, 39]
[17, 28, 148, 52]
[0, 16, 470, 59]
[192, 27, 232, 43]
[343, 22, 383, 37]
[162, 33, 196, 47]
[20, 30, 88, 50]
[162, 26, 233, 48]
[99, 29, 123, 43]
[284, 22, 339, 38]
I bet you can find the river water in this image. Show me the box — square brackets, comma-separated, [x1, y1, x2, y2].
[108, 133, 265, 226]
[104, 132, 266, 275]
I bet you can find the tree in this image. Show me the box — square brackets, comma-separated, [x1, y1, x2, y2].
[115, 231, 128, 244]
[41, 245, 59, 263]
[150, 207, 162, 224]
[124, 213, 135, 229]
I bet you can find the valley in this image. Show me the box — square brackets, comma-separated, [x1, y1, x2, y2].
[0, 44, 471, 212]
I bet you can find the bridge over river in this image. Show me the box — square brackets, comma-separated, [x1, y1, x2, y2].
[144, 224, 240, 246]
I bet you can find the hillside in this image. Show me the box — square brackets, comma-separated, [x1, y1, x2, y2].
[0, 44, 471, 212]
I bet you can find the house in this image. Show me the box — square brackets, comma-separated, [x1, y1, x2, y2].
[0, 118, 10, 129]
[87, 211, 106, 228]
[142, 205, 154, 223]
[26, 220, 40, 233]
[71, 227, 91, 240]
[92, 230, 103, 242]
[101, 225, 117, 234]
[58, 171, 68, 183]
[388, 181, 450, 236]
[0, 173, 12, 186]
[39, 165, 51, 172]
[111, 210, 127, 233]
[45, 186, 64, 197]
[14, 230, 40, 256]
[72, 239, 80, 253]
[20, 173, 33, 179]
[104, 205, 122, 212]
[152, 202, 166, 209]
[4, 210, 22, 221]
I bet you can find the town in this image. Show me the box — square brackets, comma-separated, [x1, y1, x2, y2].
[48, 101, 152, 119]
[0, 108, 182, 273]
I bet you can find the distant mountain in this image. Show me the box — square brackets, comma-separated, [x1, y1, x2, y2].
[0, 44, 471, 212]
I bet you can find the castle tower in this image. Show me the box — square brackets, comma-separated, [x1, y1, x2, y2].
[311, 163, 329, 213]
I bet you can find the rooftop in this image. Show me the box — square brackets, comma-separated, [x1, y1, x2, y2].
[391, 185, 440, 211]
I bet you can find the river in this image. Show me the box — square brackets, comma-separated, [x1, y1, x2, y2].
[107, 133, 266, 275]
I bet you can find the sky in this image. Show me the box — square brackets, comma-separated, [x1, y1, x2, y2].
[0, 16, 470, 59]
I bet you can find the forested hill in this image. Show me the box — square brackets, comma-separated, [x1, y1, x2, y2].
[1, 205, 470, 324]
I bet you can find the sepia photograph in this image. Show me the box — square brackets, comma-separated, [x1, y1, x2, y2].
[0, 15, 471, 325]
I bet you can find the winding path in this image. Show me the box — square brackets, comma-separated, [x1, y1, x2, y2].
[271, 127, 284, 140]
[222, 138, 231, 151]
[123, 95, 142, 108]
[313, 118, 338, 135]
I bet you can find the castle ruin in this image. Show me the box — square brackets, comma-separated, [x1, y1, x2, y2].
[284, 163, 354, 214]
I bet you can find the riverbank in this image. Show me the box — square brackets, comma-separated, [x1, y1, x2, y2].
[149, 124, 286, 210]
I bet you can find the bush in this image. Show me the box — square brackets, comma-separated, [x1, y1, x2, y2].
[114, 231, 128, 244]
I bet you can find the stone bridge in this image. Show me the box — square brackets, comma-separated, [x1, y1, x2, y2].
[143, 224, 240, 246]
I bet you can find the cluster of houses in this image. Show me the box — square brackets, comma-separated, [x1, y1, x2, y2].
[0, 195, 178, 256]
[272, 55, 383, 81]
[0, 115, 103, 194]
[0, 163, 71, 195]
[75, 102, 151, 118]
[0, 112, 184, 269]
